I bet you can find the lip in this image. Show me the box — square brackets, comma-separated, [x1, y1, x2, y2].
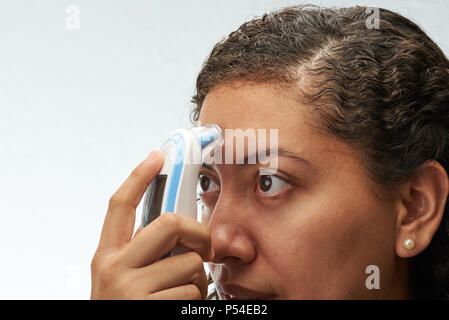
[220, 284, 276, 300]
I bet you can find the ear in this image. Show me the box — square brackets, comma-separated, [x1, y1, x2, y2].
[395, 160, 449, 258]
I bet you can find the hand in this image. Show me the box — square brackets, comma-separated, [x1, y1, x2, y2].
[90, 151, 214, 299]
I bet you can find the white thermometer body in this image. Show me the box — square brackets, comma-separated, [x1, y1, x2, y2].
[141, 124, 223, 256]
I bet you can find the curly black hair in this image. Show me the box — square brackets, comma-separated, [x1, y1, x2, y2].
[191, 5, 449, 299]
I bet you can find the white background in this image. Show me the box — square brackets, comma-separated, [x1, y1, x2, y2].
[0, 0, 448, 299]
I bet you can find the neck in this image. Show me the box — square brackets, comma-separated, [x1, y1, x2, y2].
[383, 257, 414, 299]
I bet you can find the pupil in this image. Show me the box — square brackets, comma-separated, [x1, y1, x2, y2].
[260, 176, 272, 192]
[200, 176, 210, 191]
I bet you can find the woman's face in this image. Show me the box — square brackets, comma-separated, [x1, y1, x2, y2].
[198, 82, 408, 299]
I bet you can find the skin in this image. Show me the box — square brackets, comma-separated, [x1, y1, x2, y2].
[91, 152, 213, 300]
[91, 81, 448, 300]
[199, 82, 407, 299]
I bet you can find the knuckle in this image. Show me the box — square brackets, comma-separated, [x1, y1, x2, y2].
[108, 194, 135, 211]
[91, 250, 135, 299]
[157, 212, 180, 233]
[199, 221, 210, 236]
[185, 284, 202, 300]
[108, 193, 124, 209]
[186, 252, 204, 270]
[90, 252, 102, 273]
[95, 256, 119, 286]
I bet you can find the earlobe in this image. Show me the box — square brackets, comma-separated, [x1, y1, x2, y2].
[395, 161, 449, 258]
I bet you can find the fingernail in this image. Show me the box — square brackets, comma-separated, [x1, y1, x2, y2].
[146, 151, 156, 162]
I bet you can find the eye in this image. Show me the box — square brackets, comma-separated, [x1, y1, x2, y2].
[198, 173, 220, 193]
[257, 175, 290, 195]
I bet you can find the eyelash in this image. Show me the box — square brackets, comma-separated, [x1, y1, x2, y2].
[254, 174, 292, 197]
[197, 171, 292, 199]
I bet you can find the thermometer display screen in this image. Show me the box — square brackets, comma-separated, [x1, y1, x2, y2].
[142, 174, 167, 227]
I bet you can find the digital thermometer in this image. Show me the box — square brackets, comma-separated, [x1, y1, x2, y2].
[140, 124, 223, 255]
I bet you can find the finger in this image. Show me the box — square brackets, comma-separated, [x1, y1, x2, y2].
[122, 213, 213, 267]
[132, 251, 209, 299]
[148, 284, 203, 300]
[98, 151, 164, 250]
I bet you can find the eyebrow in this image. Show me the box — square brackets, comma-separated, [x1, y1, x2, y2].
[201, 147, 316, 172]
[272, 148, 316, 171]
[202, 162, 215, 171]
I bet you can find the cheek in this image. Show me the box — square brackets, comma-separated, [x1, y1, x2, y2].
[199, 194, 216, 226]
[259, 184, 397, 298]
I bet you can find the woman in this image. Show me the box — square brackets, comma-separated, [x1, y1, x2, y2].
[90, 5, 449, 299]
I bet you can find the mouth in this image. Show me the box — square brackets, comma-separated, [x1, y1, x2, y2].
[220, 284, 276, 300]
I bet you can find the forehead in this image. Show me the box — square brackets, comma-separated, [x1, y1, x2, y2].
[199, 82, 306, 132]
[198, 82, 323, 152]
[197, 82, 363, 174]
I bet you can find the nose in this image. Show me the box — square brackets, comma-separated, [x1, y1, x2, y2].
[207, 195, 257, 265]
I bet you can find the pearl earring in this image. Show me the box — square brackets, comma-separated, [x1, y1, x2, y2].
[403, 239, 415, 250]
